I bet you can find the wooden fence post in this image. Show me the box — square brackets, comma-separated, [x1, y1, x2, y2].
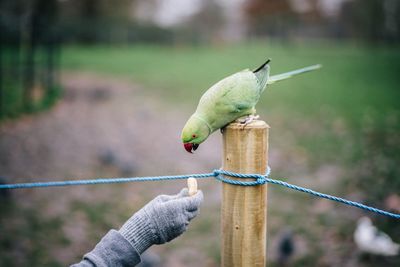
[221, 120, 269, 267]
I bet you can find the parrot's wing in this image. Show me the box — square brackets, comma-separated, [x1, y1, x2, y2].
[197, 70, 260, 124]
[268, 64, 322, 85]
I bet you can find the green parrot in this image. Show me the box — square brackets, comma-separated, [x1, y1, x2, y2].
[181, 60, 321, 153]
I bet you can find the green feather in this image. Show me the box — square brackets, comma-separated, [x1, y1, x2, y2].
[181, 61, 322, 151]
[268, 64, 322, 85]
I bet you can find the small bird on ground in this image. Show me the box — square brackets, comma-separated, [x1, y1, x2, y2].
[277, 229, 295, 266]
[0, 176, 10, 200]
[181, 60, 321, 153]
[354, 216, 400, 256]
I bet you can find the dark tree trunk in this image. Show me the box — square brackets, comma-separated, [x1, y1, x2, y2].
[0, 20, 3, 117]
[23, 1, 39, 110]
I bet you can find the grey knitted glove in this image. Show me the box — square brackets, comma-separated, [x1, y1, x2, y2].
[119, 188, 203, 254]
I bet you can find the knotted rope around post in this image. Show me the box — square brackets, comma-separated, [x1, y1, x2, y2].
[0, 167, 399, 219]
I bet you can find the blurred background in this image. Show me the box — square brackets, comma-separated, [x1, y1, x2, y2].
[1, 0, 400, 266]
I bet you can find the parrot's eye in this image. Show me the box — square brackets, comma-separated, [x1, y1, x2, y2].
[192, 134, 197, 138]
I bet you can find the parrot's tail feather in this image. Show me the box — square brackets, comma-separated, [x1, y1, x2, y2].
[268, 64, 322, 85]
[253, 59, 271, 73]
[254, 59, 271, 93]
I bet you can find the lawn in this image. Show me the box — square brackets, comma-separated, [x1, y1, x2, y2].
[62, 41, 400, 170]
[62, 41, 400, 123]
[61, 41, 400, 266]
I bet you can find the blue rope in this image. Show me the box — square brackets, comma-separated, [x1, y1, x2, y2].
[219, 168, 400, 219]
[0, 173, 215, 189]
[1, 167, 399, 219]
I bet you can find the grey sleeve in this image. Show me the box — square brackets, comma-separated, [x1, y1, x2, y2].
[71, 230, 141, 267]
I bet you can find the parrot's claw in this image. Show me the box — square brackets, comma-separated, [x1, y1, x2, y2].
[237, 115, 260, 129]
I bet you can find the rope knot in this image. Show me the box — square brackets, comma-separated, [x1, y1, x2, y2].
[213, 169, 221, 177]
[0, 165, 399, 219]
[257, 175, 266, 185]
[212, 169, 268, 186]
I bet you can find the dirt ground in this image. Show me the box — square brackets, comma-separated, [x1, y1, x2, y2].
[0, 73, 376, 267]
[0, 72, 225, 266]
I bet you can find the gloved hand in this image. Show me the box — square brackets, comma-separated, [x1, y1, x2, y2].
[119, 188, 203, 254]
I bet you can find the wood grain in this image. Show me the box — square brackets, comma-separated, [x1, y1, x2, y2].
[221, 120, 269, 267]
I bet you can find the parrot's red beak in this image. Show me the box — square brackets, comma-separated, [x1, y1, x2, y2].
[184, 143, 199, 153]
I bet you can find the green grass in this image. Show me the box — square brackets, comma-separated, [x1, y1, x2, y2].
[1, 47, 63, 120]
[2, 41, 399, 267]
[61, 41, 400, 167]
[0, 199, 68, 267]
[0, 81, 62, 120]
[62, 41, 400, 124]
[61, 40, 400, 178]
[61, 42, 400, 266]
[1, 81, 25, 118]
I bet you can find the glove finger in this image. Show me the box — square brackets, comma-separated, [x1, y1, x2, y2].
[163, 188, 189, 203]
[186, 209, 199, 221]
[154, 188, 190, 202]
[154, 194, 175, 203]
[176, 188, 189, 198]
[164, 190, 203, 214]
[178, 224, 188, 236]
[185, 190, 204, 212]
[181, 217, 190, 231]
